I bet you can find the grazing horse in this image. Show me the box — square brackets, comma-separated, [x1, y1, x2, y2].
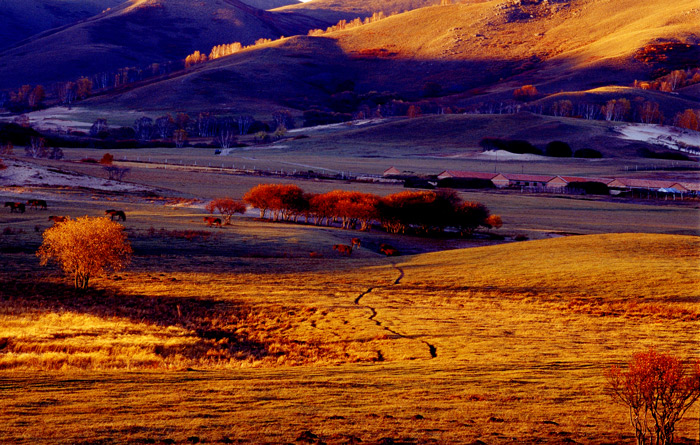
[27, 199, 48, 210]
[379, 243, 399, 256]
[105, 209, 126, 221]
[203, 216, 222, 227]
[351, 238, 361, 249]
[333, 244, 353, 256]
[48, 215, 68, 224]
[4, 202, 25, 213]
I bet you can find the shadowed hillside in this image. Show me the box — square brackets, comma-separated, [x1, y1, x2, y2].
[243, 0, 300, 10]
[0, 0, 324, 89]
[0, 0, 123, 51]
[84, 35, 357, 114]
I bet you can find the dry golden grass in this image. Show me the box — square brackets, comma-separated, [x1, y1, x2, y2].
[1, 187, 698, 443]
[332, 0, 698, 65]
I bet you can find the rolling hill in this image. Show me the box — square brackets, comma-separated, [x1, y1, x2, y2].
[0, 0, 124, 51]
[66, 0, 700, 119]
[243, 0, 301, 10]
[0, 0, 324, 89]
[274, 0, 441, 23]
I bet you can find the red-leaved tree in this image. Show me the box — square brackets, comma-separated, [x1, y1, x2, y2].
[606, 348, 700, 445]
[205, 198, 246, 225]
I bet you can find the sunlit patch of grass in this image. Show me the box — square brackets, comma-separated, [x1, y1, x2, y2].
[1, 226, 698, 442]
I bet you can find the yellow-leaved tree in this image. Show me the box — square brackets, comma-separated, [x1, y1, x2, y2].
[37, 216, 132, 289]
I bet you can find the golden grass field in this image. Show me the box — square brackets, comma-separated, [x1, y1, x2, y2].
[1, 0, 699, 440]
[1, 165, 699, 444]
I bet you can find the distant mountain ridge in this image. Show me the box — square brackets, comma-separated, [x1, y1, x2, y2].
[0, 0, 123, 51]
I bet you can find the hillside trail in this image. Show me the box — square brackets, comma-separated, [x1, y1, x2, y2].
[354, 264, 437, 359]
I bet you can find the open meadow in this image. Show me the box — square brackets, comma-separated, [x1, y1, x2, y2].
[1, 152, 699, 444]
[1, 0, 700, 442]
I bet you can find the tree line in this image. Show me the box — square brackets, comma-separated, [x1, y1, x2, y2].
[240, 184, 501, 236]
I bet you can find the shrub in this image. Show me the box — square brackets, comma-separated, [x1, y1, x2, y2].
[99, 153, 114, 165]
[606, 348, 700, 445]
[574, 148, 603, 158]
[37, 216, 132, 289]
[545, 141, 573, 157]
[454, 201, 490, 236]
[513, 84, 538, 101]
[0, 122, 41, 146]
[505, 140, 541, 155]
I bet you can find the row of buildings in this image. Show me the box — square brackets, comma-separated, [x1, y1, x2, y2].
[382, 167, 700, 196]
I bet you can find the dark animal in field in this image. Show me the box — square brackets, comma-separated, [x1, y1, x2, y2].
[351, 238, 361, 249]
[27, 199, 47, 210]
[379, 243, 399, 256]
[5, 202, 25, 213]
[309, 251, 323, 258]
[203, 216, 222, 227]
[333, 244, 353, 256]
[48, 215, 68, 224]
[105, 209, 126, 221]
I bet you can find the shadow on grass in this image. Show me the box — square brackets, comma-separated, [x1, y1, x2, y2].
[0, 278, 276, 365]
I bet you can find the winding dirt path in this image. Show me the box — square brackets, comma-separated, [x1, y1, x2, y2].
[354, 264, 437, 359]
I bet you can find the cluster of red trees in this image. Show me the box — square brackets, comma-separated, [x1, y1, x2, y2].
[242, 184, 501, 236]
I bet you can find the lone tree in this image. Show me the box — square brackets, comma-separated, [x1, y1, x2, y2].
[37, 216, 132, 289]
[606, 348, 700, 445]
[205, 198, 246, 225]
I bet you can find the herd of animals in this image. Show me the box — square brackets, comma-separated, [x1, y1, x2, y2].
[5, 200, 126, 223]
[331, 238, 399, 257]
[5, 200, 400, 257]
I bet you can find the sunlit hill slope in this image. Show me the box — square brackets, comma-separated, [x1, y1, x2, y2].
[79, 0, 699, 114]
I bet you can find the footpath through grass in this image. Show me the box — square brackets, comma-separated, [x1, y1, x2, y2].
[0, 223, 698, 443]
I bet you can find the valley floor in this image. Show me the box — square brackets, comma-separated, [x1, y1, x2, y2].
[0, 155, 699, 444]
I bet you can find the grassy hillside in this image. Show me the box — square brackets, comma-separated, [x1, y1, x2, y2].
[0, 0, 324, 89]
[275, 0, 440, 23]
[83, 35, 357, 113]
[61, 0, 700, 117]
[333, 0, 700, 94]
[0, 209, 697, 442]
[0, 0, 123, 51]
[242, 0, 300, 10]
[280, 112, 639, 156]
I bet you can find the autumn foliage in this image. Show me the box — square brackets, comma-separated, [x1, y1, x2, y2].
[606, 348, 700, 445]
[99, 153, 114, 165]
[513, 84, 538, 101]
[243, 184, 496, 236]
[674, 109, 700, 131]
[205, 198, 247, 225]
[37, 216, 132, 289]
